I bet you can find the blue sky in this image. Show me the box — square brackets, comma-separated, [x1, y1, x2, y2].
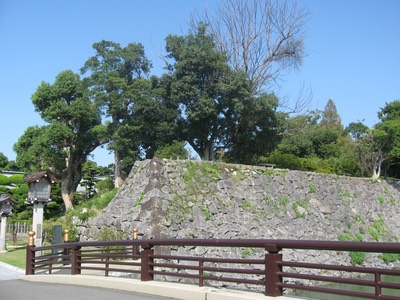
[0, 0, 399, 166]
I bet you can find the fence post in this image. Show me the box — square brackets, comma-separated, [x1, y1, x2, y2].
[25, 231, 35, 275]
[132, 228, 139, 258]
[374, 272, 382, 298]
[63, 229, 70, 265]
[71, 245, 81, 275]
[141, 243, 154, 281]
[265, 244, 283, 297]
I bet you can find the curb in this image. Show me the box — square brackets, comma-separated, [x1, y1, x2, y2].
[22, 275, 302, 300]
[0, 261, 25, 274]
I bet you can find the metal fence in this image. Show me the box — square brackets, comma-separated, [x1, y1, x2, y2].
[25, 235, 400, 299]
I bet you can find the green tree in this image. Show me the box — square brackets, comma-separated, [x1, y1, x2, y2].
[223, 92, 280, 164]
[154, 140, 189, 159]
[166, 24, 232, 160]
[0, 152, 9, 170]
[167, 23, 276, 163]
[320, 99, 343, 133]
[374, 100, 400, 178]
[345, 121, 369, 141]
[81, 40, 152, 188]
[81, 160, 99, 199]
[15, 70, 104, 210]
[132, 75, 181, 161]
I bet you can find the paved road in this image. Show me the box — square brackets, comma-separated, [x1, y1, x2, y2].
[0, 262, 176, 300]
[0, 280, 178, 300]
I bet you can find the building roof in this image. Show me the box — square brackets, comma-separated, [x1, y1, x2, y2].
[23, 171, 60, 184]
[0, 193, 18, 205]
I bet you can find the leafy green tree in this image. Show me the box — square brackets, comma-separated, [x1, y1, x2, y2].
[0, 152, 9, 170]
[277, 112, 320, 157]
[378, 100, 400, 121]
[81, 160, 99, 199]
[154, 140, 189, 159]
[129, 75, 181, 162]
[345, 121, 369, 141]
[320, 99, 343, 133]
[224, 92, 280, 164]
[166, 24, 232, 160]
[81, 40, 152, 188]
[374, 100, 400, 178]
[15, 70, 104, 210]
[167, 23, 278, 163]
[355, 131, 384, 178]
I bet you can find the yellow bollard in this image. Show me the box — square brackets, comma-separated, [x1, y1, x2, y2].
[133, 228, 139, 258]
[28, 231, 35, 246]
[64, 229, 70, 243]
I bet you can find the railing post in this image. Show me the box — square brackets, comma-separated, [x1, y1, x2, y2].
[141, 243, 154, 281]
[374, 272, 382, 298]
[265, 244, 283, 297]
[132, 228, 139, 258]
[71, 245, 81, 275]
[63, 229, 70, 265]
[199, 259, 204, 287]
[25, 231, 35, 275]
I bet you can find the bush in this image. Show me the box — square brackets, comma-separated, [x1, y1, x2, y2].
[7, 174, 25, 185]
[154, 140, 189, 159]
[43, 217, 79, 245]
[260, 152, 302, 170]
[0, 174, 9, 185]
[96, 177, 114, 194]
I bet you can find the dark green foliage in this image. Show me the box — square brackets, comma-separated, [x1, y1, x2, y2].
[260, 152, 302, 170]
[154, 140, 189, 159]
[0, 152, 9, 169]
[15, 70, 104, 210]
[81, 40, 171, 186]
[81, 160, 99, 199]
[345, 121, 369, 140]
[167, 23, 279, 163]
[0, 174, 9, 185]
[7, 174, 24, 184]
[96, 177, 114, 194]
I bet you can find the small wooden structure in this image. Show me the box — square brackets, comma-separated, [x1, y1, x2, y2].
[24, 171, 60, 204]
[0, 193, 18, 252]
[24, 171, 60, 246]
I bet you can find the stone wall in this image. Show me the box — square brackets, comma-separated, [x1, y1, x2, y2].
[77, 157, 400, 270]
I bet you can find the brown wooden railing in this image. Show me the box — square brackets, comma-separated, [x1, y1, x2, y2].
[25, 232, 400, 299]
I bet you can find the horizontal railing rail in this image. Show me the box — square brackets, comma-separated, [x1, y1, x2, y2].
[25, 233, 400, 299]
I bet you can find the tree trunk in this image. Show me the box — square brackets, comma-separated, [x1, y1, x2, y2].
[114, 149, 124, 188]
[371, 151, 385, 180]
[61, 178, 74, 210]
[61, 155, 84, 210]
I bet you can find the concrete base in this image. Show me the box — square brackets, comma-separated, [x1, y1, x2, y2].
[22, 275, 303, 300]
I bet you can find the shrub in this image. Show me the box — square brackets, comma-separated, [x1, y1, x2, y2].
[154, 140, 189, 159]
[96, 177, 114, 194]
[0, 174, 9, 185]
[349, 251, 366, 265]
[260, 152, 302, 170]
[7, 174, 25, 185]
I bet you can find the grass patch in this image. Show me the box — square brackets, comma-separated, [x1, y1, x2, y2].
[67, 189, 118, 221]
[0, 246, 26, 269]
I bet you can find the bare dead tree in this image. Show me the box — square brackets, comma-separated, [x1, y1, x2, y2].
[192, 0, 309, 94]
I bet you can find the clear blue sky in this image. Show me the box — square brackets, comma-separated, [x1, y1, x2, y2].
[1, 0, 399, 166]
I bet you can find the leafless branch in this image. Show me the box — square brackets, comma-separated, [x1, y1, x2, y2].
[192, 0, 310, 93]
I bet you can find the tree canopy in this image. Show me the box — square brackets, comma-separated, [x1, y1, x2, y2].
[15, 70, 104, 210]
